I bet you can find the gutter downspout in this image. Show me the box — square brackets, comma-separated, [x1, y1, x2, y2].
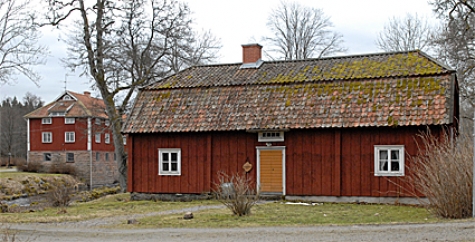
[88, 117, 93, 190]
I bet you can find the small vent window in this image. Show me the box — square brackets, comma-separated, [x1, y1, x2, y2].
[258, 131, 284, 142]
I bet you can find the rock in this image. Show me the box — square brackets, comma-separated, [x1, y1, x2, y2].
[183, 212, 193, 220]
[127, 219, 139, 224]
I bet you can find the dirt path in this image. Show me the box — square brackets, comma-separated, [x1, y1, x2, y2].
[4, 204, 475, 242]
[6, 220, 475, 242]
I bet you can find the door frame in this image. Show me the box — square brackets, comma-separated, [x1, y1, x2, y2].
[256, 146, 286, 195]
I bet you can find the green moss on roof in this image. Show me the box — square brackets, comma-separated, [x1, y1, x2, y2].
[262, 52, 445, 85]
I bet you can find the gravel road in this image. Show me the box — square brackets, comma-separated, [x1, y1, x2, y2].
[7, 221, 475, 242]
[4, 204, 475, 242]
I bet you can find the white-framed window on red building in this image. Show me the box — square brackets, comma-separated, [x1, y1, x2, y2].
[65, 117, 75, 124]
[374, 145, 405, 176]
[95, 133, 101, 143]
[42, 118, 52, 124]
[105, 133, 110, 144]
[65, 132, 75, 143]
[42, 132, 52, 143]
[158, 148, 181, 176]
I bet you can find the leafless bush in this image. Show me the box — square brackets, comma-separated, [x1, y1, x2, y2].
[409, 130, 473, 218]
[48, 180, 73, 207]
[17, 160, 43, 173]
[49, 163, 76, 176]
[214, 172, 259, 216]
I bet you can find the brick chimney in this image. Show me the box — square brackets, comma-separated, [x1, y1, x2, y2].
[242, 43, 262, 63]
[84, 91, 91, 97]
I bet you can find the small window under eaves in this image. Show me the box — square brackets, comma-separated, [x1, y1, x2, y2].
[258, 131, 284, 142]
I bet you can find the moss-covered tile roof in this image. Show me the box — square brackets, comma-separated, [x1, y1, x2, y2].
[123, 50, 457, 133]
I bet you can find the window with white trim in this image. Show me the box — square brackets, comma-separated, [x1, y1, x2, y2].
[105, 133, 110, 144]
[50, 111, 65, 116]
[65, 117, 75, 124]
[42, 118, 52, 124]
[123, 135, 127, 145]
[95, 118, 101, 125]
[374, 145, 405, 176]
[66, 153, 74, 162]
[105, 120, 110, 126]
[95, 133, 101, 143]
[63, 95, 72, 100]
[258, 131, 284, 142]
[65, 132, 75, 143]
[158, 148, 181, 175]
[42, 132, 52, 143]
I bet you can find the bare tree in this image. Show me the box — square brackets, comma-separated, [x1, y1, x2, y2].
[46, 0, 220, 191]
[0, 0, 47, 85]
[376, 13, 436, 53]
[264, 1, 346, 60]
[430, 0, 475, 128]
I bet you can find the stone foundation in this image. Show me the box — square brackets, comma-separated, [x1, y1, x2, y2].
[28, 151, 118, 186]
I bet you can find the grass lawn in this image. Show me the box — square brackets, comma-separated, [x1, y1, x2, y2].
[131, 201, 441, 228]
[0, 193, 442, 227]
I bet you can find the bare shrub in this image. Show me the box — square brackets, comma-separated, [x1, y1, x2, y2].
[22, 160, 42, 173]
[214, 172, 259, 216]
[48, 180, 74, 207]
[50, 162, 76, 176]
[57, 163, 76, 176]
[410, 130, 473, 218]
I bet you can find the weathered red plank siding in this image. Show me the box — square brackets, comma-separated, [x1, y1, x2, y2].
[128, 126, 444, 198]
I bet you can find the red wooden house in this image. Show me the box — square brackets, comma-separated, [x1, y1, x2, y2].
[122, 44, 459, 203]
[24, 91, 120, 186]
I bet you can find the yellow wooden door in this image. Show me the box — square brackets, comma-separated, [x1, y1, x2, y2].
[260, 149, 283, 193]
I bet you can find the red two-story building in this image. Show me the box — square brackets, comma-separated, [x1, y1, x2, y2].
[24, 91, 119, 186]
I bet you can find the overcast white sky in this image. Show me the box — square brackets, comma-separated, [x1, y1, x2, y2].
[0, 0, 437, 103]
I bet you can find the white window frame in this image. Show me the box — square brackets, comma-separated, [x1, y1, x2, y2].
[95, 118, 101, 125]
[65, 132, 75, 143]
[66, 153, 74, 162]
[42, 132, 52, 143]
[105, 133, 110, 144]
[123, 135, 127, 145]
[50, 111, 65, 116]
[258, 131, 284, 142]
[95, 133, 101, 143]
[65, 117, 75, 124]
[158, 148, 181, 176]
[42, 118, 52, 124]
[374, 145, 405, 176]
[105, 119, 110, 126]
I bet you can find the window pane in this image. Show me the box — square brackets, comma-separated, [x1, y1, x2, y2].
[162, 162, 169, 171]
[171, 152, 177, 161]
[171, 162, 177, 171]
[379, 150, 388, 171]
[391, 161, 400, 171]
[162, 153, 169, 162]
[391, 150, 399, 160]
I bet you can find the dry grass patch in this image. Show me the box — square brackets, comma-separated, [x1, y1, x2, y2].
[0, 193, 220, 223]
[0, 172, 78, 200]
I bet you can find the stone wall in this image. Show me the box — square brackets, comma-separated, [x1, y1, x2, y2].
[28, 151, 118, 186]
